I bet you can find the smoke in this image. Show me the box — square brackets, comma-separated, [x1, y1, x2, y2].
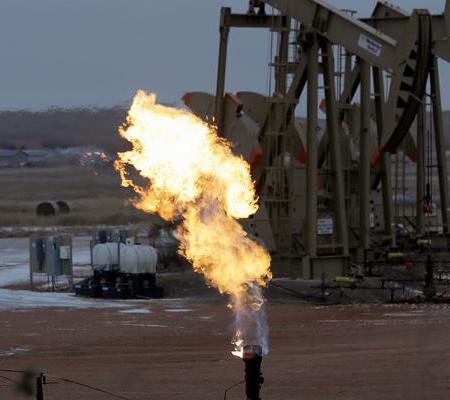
[232, 284, 268, 356]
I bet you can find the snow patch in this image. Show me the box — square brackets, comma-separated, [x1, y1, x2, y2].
[198, 315, 214, 320]
[0, 236, 93, 288]
[383, 313, 419, 318]
[0, 288, 129, 310]
[122, 323, 169, 328]
[119, 309, 152, 314]
[0, 347, 31, 357]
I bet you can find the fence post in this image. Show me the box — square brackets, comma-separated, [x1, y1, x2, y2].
[36, 373, 44, 400]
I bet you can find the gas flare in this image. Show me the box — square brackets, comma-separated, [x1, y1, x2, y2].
[115, 90, 271, 355]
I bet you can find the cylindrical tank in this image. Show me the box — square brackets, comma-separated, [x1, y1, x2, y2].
[92, 243, 158, 273]
[92, 243, 121, 270]
[120, 245, 158, 274]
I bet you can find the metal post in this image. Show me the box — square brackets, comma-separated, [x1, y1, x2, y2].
[306, 36, 319, 259]
[321, 40, 349, 256]
[359, 60, 371, 253]
[424, 254, 436, 299]
[430, 57, 450, 234]
[416, 99, 426, 236]
[214, 7, 231, 135]
[36, 374, 44, 400]
[243, 345, 264, 400]
[373, 66, 395, 245]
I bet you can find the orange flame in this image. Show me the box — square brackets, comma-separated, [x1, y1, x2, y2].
[115, 91, 271, 356]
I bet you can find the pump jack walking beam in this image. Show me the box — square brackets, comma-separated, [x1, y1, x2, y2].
[262, 0, 398, 70]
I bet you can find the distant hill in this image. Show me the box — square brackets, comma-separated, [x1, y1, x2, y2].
[0, 107, 128, 153]
[0, 107, 449, 152]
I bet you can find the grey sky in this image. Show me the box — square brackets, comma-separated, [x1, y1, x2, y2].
[0, 0, 447, 111]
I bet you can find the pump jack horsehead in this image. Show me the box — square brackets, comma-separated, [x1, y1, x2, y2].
[183, 0, 450, 279]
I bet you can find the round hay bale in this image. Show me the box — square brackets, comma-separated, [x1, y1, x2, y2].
[36, 201, 56, 216]
[56, 200, 70, 214]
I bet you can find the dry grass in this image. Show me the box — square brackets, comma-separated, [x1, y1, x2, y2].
[0, 164, 157, 227]
[2, 154, 449, 230]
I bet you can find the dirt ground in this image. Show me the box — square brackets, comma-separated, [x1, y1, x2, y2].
[0, 299, 449, 400]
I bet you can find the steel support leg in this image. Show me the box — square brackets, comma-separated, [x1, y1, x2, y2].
[430, 57, 450, 234]
[274, 17, 290, 97]
[416, 100, 426, 236]
[214, 7, 231, 135]
[321, 40, 349, 256]
[373, 66, 395, 245]
[306, 38, 319, 258]
[359, 60, 371, 253]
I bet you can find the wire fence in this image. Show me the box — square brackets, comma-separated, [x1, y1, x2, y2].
[1, 368, 246, 399]
[0, 369, 135, 400]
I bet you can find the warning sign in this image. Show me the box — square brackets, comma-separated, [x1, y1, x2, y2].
[317, 218, 334, 235]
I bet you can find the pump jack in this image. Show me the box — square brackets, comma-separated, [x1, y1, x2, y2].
[183, 0, 450, 279]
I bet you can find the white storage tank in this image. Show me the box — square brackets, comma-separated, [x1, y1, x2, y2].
[92, 243, 121, 270]
[120, 245, 158, 274]
[92, 243, 158, 273]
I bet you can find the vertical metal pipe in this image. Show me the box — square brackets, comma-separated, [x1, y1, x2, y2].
[321, 40, 349, 256]
[359, 60, 371, 252]
[243, 345, 263, 400]
[430, 57, 450, 234]
[416, 99, 426, 235]
[36, 374, 44, 400]
[306, 37, 319, 258]
[372, 66, 395, 244]
[214, 7, 231, 135]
